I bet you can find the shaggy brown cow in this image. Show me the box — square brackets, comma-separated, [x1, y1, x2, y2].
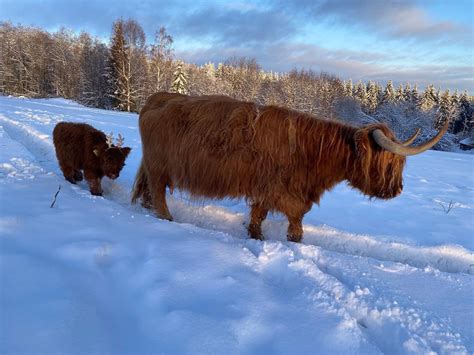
[53, 122, 131, 196]
[132, 93, 447, 242]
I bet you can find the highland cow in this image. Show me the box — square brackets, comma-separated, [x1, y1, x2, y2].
[132, 93, 447, 242]
[53, 122, 131, 196]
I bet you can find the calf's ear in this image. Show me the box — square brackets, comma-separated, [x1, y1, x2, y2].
[93, 144, 106, 157]
[121, 147, 131, 158]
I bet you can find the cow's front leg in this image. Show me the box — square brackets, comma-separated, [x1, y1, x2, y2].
[282, 201, 311, 243]
[85, 170, 103, 196]
[248, 203, 268, 240]
[287, 215, 304, 242]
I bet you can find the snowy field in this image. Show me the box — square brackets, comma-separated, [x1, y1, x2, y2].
[0, 95, 473, 354]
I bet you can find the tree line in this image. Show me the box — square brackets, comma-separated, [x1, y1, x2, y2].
[344, 79, 472, 136]
[0, 19, 472, 145]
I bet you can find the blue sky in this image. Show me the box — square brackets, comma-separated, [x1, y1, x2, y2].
[1, 0, 473, 92]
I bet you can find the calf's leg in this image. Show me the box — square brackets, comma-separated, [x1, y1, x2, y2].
[58, 163, 77, 184]
[84, 170, 103, 196]
[248, 203, 268, 240]
[74, 170, 83, 182]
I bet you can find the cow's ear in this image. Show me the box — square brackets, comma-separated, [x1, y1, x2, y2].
[121, 147, 131, 158]
[354, 129, 370, 157]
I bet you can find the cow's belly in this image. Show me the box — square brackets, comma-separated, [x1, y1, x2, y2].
[171, 153, 254, 199]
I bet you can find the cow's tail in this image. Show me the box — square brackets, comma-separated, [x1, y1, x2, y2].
[131, 158, 150, 206]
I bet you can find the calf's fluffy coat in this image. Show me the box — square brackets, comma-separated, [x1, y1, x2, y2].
[53, 122, 131, 196]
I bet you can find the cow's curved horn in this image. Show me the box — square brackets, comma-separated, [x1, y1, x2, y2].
[402, 128, 420, 146]
[373, 120, 449, 156]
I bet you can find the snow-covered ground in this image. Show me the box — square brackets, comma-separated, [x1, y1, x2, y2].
[0, 95, 473, 354]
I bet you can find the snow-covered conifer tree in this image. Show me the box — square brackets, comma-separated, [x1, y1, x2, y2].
[411, 84, 421, 106]
[420, 84, 437, 111]
[344, 79, 353, 97]
[395, 84, 404, 101]
[171, 60, 188, 94]
[354, 81, 367, 110]
[403, 83, 412, 102]
[366, 81, 379, 113]
[108, 20, 130, 111]
[437, 89, 456, 129]
[381, 80, 395, 103]
[453, 91, 474, 135]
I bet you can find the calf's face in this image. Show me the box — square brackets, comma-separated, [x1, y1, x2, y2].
[95, 146, 131, 179]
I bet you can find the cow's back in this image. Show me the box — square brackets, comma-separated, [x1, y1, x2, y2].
[140, 92, 188, 117]
[139, 96, 264, 199]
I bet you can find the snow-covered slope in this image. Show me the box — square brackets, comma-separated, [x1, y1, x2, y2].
[0, 96, 473, 354]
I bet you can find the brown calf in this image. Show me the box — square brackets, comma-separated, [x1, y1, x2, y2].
[53, 122, 131, 196]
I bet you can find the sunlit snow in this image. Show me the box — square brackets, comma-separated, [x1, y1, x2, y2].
[1, 96, 473, 354]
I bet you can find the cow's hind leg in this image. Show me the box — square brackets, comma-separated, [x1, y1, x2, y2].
[148, 174, 173, 221]
[248, 203, 268, 240]
[141, 185, 153, 209]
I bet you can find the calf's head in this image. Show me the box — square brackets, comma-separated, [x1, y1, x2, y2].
[348, 121, 448, 200]
[93, 133, 131, 179]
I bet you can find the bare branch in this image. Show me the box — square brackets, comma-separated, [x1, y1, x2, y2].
[437, 200, 458, 214]
[50, 185, 61, 208]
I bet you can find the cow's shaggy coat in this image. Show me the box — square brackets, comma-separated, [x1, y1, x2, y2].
[132, 93, 407, 242]
[53, 122, 131, 196]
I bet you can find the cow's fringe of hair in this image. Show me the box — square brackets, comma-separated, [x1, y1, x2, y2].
[350, 124, 406, 199]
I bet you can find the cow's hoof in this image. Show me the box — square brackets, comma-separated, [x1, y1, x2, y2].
[91, 191, 103, 196]
[248, 231, 264, 241]
[287, 234, 302, 243]
[249, 234, 264, 241]
[157, 213, 173, 222]
[248, 224, 264, 240]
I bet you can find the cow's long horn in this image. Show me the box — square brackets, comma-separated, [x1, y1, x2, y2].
[402, 128, 420, 146]
[373, 120, 449, 156]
